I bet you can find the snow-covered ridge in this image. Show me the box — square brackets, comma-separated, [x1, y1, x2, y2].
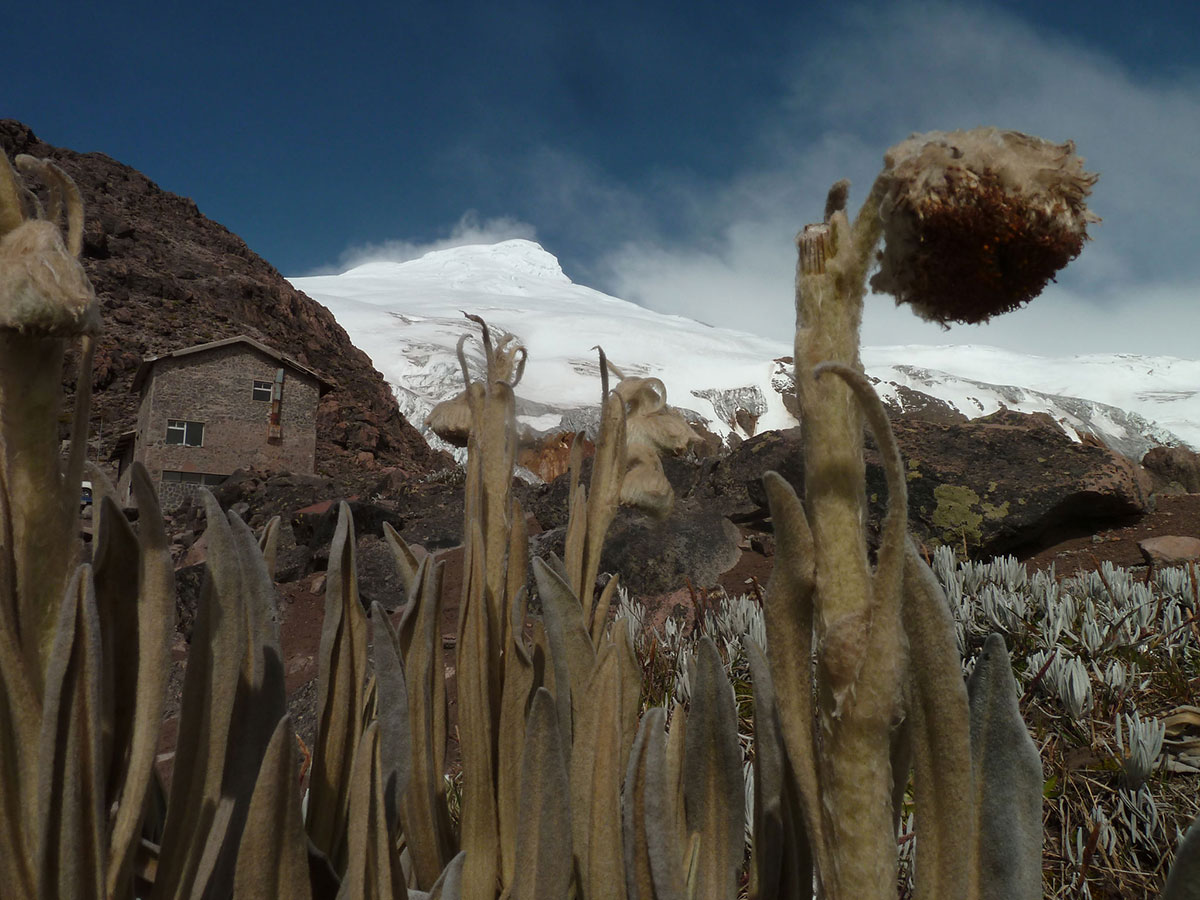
[290, 240, 1199, 458]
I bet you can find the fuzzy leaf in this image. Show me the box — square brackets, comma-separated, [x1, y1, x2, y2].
[901, 542, 974, 900]
[590, 573, 619, 647]
[371, 601, 412, 835]
[457, 522, 499, 900]
[232, 716, 312, 899]
[623, 708, 684, 900]
[969, 633, 1043, 900]
[563, 482, 588, 598]
[511, 688, 572, 900]
[35, 565, 105, 900]
[683, 637, 744, 900]
[383, 520, 421, 598]
[307, 501, 369, 875]
[98, 464, 174, 897]
[497, 586, 534, 891]
[397, 558, 455, 890]
[338, 721, 405, 900]
[534, 556, 596, 748]
[258, 515, 281, 580]
[745, 638, 812, 900]
[426, 851, 467, 900]
[582, 392, 626, 599]
[570, 646, 627, 900]
[760, 472, 825, 865]
[155, 492, 255, 896]
[1162, 811, 1200, 900]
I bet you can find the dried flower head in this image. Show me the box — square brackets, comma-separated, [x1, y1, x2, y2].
[0, 153, 99, 336]
[425, 317, 525, 446]
[870, 128, 1098, 325]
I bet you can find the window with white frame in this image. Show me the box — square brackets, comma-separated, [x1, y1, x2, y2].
[165, 419, 204, 446]
[253, 380, 273, 401]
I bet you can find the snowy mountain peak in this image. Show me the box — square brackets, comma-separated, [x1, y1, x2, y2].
[341, 239, 571, 296]
[291, 242, 1200, 460]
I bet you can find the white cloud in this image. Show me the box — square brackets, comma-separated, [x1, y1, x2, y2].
[336, 211, 538, 271]
[593, 2, 1200, 358]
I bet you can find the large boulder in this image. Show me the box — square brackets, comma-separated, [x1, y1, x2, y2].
[701, 409, 1150, 559]
[887, 410, 1149, 556]
[600, 500, 742, 597]
[1142, 445, 1200, 494]
[527, 455, 737, 596]
[529, 498, 741, 598]
[525, 454, 704, 532]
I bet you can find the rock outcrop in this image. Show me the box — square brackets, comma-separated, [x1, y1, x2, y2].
[1137, 536, 1200, 567]
[701, 409, 1151, 559]
[1142, 445, 1200, 494]
[0, 120, 450, 486]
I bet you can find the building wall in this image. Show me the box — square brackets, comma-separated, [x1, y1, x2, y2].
[132, 343, 321, 506]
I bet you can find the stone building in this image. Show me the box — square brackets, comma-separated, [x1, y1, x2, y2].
[113, 336, 333, 507]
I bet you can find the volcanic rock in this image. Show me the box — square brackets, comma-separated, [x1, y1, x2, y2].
[1137, 536, 1200, 567]
[0, 120, 450, 487]
[702, 409, 1151, 559]
[1142, 445, 1200, 494]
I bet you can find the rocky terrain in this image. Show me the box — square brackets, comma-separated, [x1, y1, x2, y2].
[151, 411, 1200, 759]
[0, 120, 450, 486]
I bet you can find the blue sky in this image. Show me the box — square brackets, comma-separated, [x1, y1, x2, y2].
[6, 1, 1199, 356]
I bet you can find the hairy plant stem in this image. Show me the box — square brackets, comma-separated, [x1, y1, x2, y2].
[0, 332, 76, 688]
[794, 178, 902, 899]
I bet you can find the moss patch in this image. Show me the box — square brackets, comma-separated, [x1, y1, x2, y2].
[982, 499, 1010, 520]
[931, 484, 984, 550]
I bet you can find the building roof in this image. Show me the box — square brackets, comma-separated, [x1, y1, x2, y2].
[131, 335, 336, 395]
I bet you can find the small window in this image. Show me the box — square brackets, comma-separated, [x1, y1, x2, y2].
[165, 419, 204, 446]
[253, 380, 273, 402]
[161, 470, 227, 486]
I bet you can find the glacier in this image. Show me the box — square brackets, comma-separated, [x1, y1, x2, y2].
[290, 240, 1200, 460]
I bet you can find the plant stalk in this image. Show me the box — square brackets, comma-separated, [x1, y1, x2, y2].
[794, 178, 901, 898]
[0, 332, 76, 688]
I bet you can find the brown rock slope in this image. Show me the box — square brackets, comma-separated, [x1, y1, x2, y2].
[0, 120, 450, 485]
